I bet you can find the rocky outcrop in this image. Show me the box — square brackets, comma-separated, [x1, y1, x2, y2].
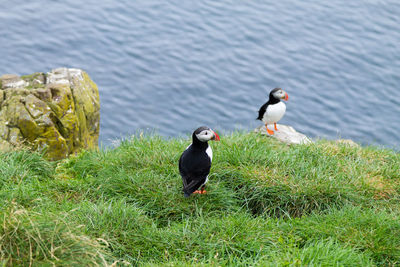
[0, 68, 100, 160]
[254, 125, 362, 147]
[254, 124, 312, 145]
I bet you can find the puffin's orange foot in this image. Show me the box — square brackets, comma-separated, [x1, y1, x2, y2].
[193, 190, 201, 194]
[265, 125, 275, 135]
[274, 123, 278, 131]
[200, 190, 207, 194]
[266, 128, 274, 135]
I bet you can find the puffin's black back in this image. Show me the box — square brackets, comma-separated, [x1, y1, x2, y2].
[257, 88, 282, 120]
[179, 126, 212, 197]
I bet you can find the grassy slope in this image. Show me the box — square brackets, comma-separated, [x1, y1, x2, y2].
[0, 133, 399, 266]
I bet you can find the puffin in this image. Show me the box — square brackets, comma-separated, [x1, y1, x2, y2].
[257, 88, 289, 135]
[179, 126, 220, 198]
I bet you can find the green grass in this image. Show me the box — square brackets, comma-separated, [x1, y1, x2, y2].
[0, 133, 399, 266]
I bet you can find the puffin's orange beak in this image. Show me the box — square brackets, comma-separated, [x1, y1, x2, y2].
[284, 92, 289, 101]
[212, 131, 220, 141]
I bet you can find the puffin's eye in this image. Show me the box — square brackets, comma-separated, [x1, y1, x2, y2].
[205, 132, 208, 135]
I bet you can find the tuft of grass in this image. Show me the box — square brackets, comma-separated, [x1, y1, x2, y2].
[0, 150, 55, 207]
[0, 202, 109, 266]
[217, 170, 352, 217]
[0, 132, 399, 265]
[283, 206, 400, 265]
[71, 199, 154, 260]
[266, 238, 375, 266]
[0, 150, 53, 185]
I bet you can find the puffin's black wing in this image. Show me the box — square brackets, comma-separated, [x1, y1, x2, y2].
[257, 102, 268, 120]
[179, 147, 211, 197]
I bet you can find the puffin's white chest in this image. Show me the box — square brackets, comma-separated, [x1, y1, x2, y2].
[203, 145, 212, 186]
[262, 102, 286, 124]
[206, 145, 212, 161]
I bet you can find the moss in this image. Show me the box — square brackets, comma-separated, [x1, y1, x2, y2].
[24, 84, 45, 89]
[60, 112, 79, 153]
[21, 72, 46, 90]
[0, 90, 4, 106]
[48, 83, 74, 115]
[70, 71, 100, 150]
[45, 83, 79, 154]
[21, 72, 45, 83]
[8, 127, 21, 144]
[24, 94, 48, 119]
[0, 121, 9, 140]
[35, 128, 68, 161]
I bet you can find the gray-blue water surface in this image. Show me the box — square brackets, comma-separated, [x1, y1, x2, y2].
[1, 0, 399, 148]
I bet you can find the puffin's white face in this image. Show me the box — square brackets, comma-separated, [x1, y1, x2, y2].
[272, 89, 289, 101]
[196, 129, 219, 142]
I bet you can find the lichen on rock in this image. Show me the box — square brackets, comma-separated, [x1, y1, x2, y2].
[0, 68, 100, 160]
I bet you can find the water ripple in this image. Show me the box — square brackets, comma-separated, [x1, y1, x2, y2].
[1, 0, 399, 148]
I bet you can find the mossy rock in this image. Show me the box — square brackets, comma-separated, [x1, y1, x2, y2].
[0, 68, 100, 160]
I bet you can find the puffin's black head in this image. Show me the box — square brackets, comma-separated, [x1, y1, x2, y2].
[193, 126, 220, 143]
[269, 88, 289, 102]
